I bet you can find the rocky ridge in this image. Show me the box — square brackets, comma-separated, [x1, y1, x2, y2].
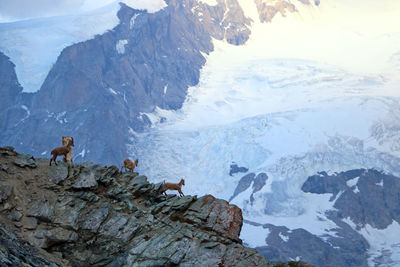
[0, 146, 311, 266]
[250, 168, 400, 267]
[254, 0, 318, 23]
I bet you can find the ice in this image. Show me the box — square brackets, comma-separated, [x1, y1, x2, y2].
[129, 53, 400, 258]
[241, 222, 270, 247]
[346, 176, 360, 187]
[19, 105, 30, 122]
[198, 0, 218, 6]
[109, 88, 118, 95]
[76, 149, 86, 159]
[279, 232, 289, 242]
[122, 0, 166, 13]
[116, 40, 128, 54]
[129, 26, 400, 256]
[130, 14, 140, 29]
[343, 218, 400, 266]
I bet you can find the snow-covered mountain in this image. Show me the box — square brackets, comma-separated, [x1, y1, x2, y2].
[129, 59, 400, 265]
[1, 0, 400, 266]
[0, 0, 167, 93]
[128, 1, 400, 266]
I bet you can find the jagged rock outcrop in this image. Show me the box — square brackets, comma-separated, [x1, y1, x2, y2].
[1, 147, 302, 266]
[254, 0, 319, 23]
[0, 52, 23, 112]
[0, 225, 61, 267]
[252, 168, 400, 267]
[302, 169, 400, 229]
[250, 220, 369, 267]
[229, 163, 249, 176]
[0, 52, 30, 143]
[230, 172, 268, 203]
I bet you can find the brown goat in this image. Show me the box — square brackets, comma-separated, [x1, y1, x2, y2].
[121, 158, 139, 173]
[163, 179, 185, 197]
[50, 140, 73, 166]
[62, 136, 74, 163]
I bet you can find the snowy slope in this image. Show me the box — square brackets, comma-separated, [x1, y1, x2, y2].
[131, 66, 400, 266]
[127, 1, 400, 266]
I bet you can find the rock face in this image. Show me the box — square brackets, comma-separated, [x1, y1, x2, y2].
[0, 0, 252, 166]
[0, 225, 60, 267]
[0, 52, 23, 112]
[0, 52, 28, 142]
[253, 221, 369, 267]
[254, 0, 319, 23]
[229, 163, 249, 176]
[230, 172, 268, 203]
[13, 154, 37, 168]
[254, 168, 400, 267]
[302, 169, 400, 229]
[0, 148, 289, 266]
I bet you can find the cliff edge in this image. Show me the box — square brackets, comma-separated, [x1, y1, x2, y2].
[0, 146, 313, 267]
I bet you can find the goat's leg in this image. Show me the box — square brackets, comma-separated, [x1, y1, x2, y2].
[178, 189, 184, 197]
[50, 155, 56, 166]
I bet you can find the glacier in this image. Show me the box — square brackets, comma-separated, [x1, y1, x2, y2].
[128, 0, 400, 263]
[1, 0, 399, 265]
[130, 63, 400, 265]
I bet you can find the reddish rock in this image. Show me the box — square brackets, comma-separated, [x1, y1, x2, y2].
[184, 194, 243, 242]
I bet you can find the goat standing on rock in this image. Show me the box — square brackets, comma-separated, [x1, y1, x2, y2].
[50, 139, 73, 166]
[163, 179, 185, 197]
[121, 158, 139, 173]
[61, 136, 74, 163]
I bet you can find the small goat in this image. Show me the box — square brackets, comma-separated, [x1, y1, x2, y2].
[121, 158, 139, 173]
[61, 136, 74, 163]
[163, 179, 185, 197]
[50, 139, 73, 166]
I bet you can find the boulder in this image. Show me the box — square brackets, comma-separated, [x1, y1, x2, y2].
[24, 217, 38, 230]
[0, 146, 17, 156]
[72, 171, 97, 190]
[7, 211, 23, 222]
[77, 201, 110, 233]
[13, 154, 37, 168]
[29, 228, 78, 249]
[0, 185, 13, 203]
[48, 163, 70, 184]
[26, 194, 55, 222]
[0, 225, 60, 266]
[184, 195, 243, 241]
